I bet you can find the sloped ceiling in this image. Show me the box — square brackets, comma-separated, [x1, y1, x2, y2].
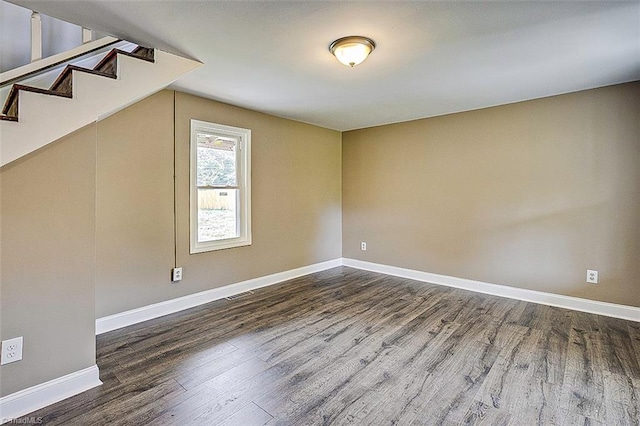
[9, 1, 640, 131]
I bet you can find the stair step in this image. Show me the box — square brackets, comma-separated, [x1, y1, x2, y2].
[1, 48, 201, 166]
[2, 84, 73, 118]
[94, 47, 155, 75]
[131, 46, 155, 61]
[2, 47, 153, 122]
[50, 65, 117, 94]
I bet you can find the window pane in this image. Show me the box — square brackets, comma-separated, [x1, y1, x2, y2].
[196, 132, 237, 187]
[197, 188, 239, 242]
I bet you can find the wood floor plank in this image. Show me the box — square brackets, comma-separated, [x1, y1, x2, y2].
[43, 377, 185, 426]
[600, 318, 640, 378]
[251, 292, 462, 421]
[111, 340, 239, 386]
[155, 364, 289, 425]
[602, 372, 640, 425]
[532, 307, 571, 385]
[558, 327, 607, 422]
[217, 402, 273, 426]
[166, 358, 271, 422]
[394, 342, 496, 425]
[23, 267, 640, 425]
[142, 357, 276, 425]
[348, 321, 486, 425]
[240, 277, 410, 361]
[461, 399, 511, 425]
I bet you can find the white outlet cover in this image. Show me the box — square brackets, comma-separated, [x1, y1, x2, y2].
[361, 242, 367, 251]
[586, 269, 598, 284]
[1, 336, 23, 365]
[172, 267, 183, 282]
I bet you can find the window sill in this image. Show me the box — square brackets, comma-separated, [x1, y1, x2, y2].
[190, 238, 252, 254]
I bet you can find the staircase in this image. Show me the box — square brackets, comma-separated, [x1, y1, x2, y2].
[0, 44, 201, 167]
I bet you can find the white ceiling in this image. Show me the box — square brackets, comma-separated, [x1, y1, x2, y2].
[9, 1, 640, 131]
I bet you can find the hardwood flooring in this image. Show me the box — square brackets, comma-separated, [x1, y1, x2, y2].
[28, 267, 640, 425]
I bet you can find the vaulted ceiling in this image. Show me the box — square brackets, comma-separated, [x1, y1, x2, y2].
[10, 1, 640, 130]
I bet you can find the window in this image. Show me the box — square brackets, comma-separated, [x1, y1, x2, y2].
[190, 120, 251, 253]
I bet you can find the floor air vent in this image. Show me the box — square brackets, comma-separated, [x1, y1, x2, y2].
[226, 291, 254, 301]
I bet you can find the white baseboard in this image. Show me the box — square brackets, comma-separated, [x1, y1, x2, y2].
[96, 256, 639, 335]
[0, 365, 101, 424]
[342, 258, 640, 322]
[96, 258, 343, 334]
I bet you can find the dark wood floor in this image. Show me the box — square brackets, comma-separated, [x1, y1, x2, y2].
[29, 267, 640, 425]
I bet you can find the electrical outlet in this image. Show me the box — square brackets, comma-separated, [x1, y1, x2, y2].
[361, 242, 367, 251]
[172, 267, 183, 282]
[1, 336, 23, 365]
[586, 269, 598, 284]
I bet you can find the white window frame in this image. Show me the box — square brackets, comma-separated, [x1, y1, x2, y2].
[190, 119, 251, 253]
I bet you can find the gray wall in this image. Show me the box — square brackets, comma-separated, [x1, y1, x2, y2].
[0, 125, 97, 396]
[0, 1, 82, 73]
[343, 82, 640, 307]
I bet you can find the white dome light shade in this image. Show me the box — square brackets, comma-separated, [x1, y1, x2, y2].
[329, 36, 376, 67]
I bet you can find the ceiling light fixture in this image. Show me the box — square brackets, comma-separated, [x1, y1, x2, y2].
[329, 36, 376, 67]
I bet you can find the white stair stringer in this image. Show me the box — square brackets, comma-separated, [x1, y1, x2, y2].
[0, 49, 201, 167]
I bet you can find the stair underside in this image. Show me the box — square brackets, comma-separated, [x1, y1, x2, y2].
[0, 48, 202, 167]
[2, 47, 155, 119]
[49, 65, 117, 95]
[2, 85, 72, 117]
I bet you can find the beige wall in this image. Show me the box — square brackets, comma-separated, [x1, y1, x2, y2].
[0, 126, 97, 396]
[95, 91, 176, 318]
[343, 82, 640, 307]
[95, 91, 342, 317]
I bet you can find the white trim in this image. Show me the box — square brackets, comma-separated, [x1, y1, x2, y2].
[82, 28, 92, 44]
[96, 258, 343, 334]
[189, 120, 252, 254]
[96, 256, 639, 335]
[0, 365, 101, 424]
[342, 258, 640, 322]
[30, 12, 42, 62]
